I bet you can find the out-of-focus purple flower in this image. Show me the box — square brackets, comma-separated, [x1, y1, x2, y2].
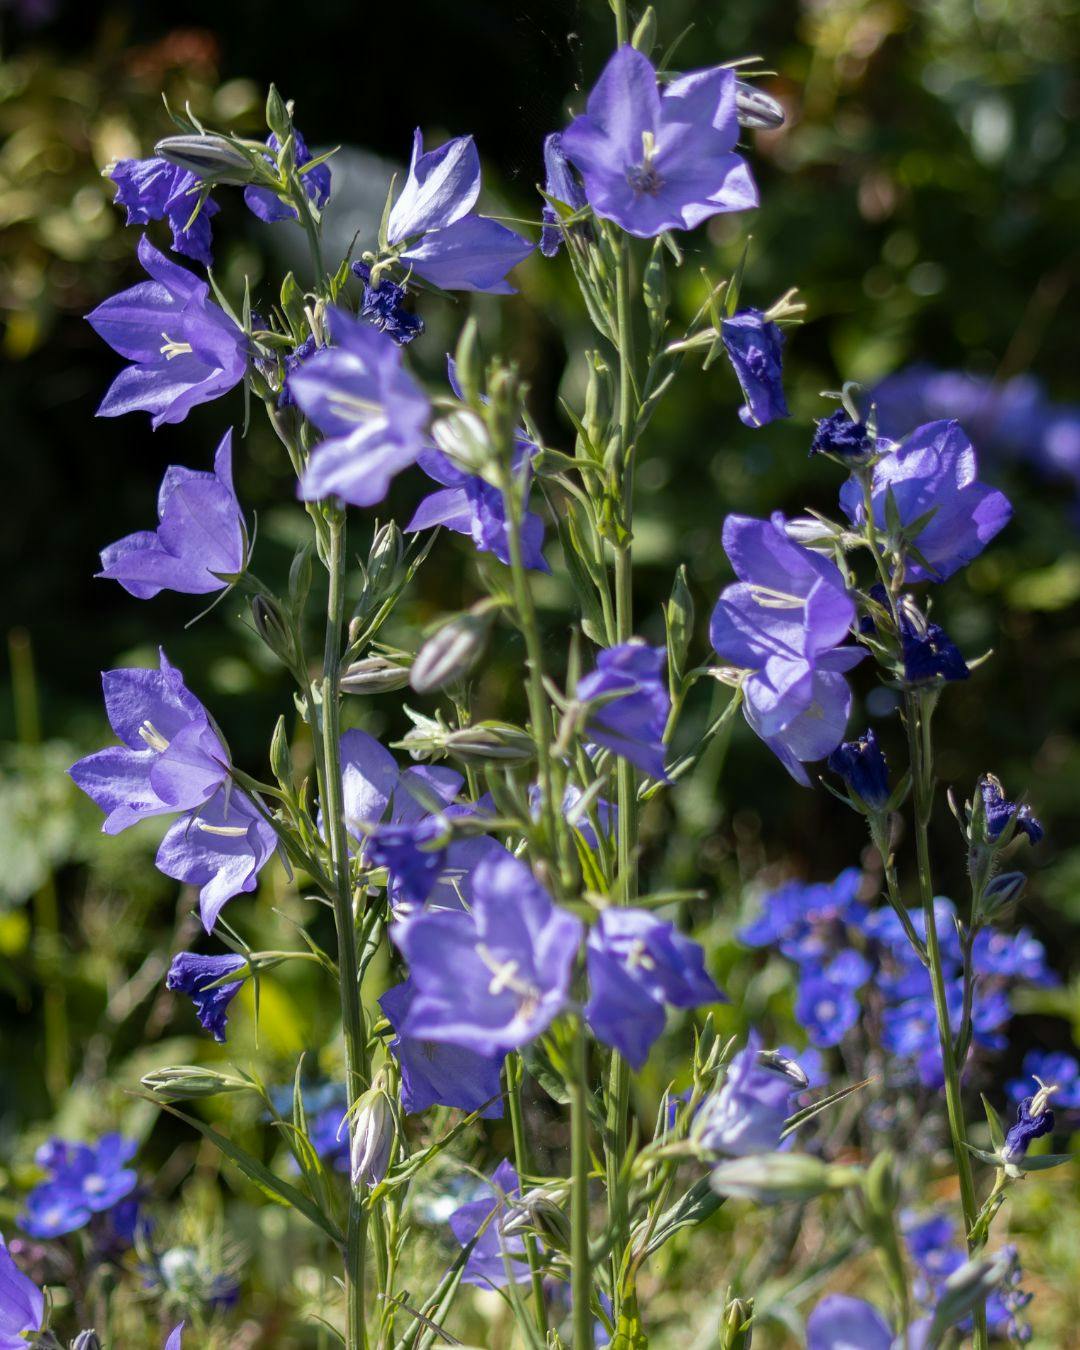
[98, 430, 247, 597]
[1002, 1090, 1056, 1164]
[827, 728, 890, 808]
[806, 1295, 895, 1350]
[166, 951, 247, 1043]
[70, 650, 229, 835]
[972, 928, 1055, 986]
[244, 127, 331, 223]
[795, 950, 871, 1048]
[0, 1235, 43, 1349]
[380, 978, 505, 1118]
[585, 909, 724, 1069]
[978, 774, 1043, 845]
[366, 818, 448, 909]
[839, 420, 1012, 582]
[155, 784, 277, 932]
[351, 262, 424, 345]
[447, 1159, 531, 1287]
[897, 604, 969, 684]
[560, 45, 757, 238]
[720, 309, 789, 428]
[539, 131, 587, 257]
[1007, 1052, 1080, 1111]
[108, 156, 218, 266]
[696, 1034, 797, 1156]
[289, 306, 430, 507]
[810, 408, 874, 460]
[19, 1136, 138, 1239]
[86, 236, 247, 427]
[710, 513, 863, 785]
[739, 869, 866, 953]
[391, 851, 582, 1055]
[165, 1326, 184, 1350]
[577, 640, 670, 780]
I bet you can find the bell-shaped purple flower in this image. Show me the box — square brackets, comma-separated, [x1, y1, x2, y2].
[560, 45, 758, 238]
[827, 728, 890, 808]
[108, 156, 218, 266]
[1002, 1089, 1056, 1164]
[978, 774, 1043, 845]
[447, 1159, 531, 1288]
[166, 951, 247, 1042]
[806, 1295, 895, 1350]
[98, 430, 247, 598]
[244, 127, 331, 223]
[86, 235, 246, 427]
[391, 851, 582, 1055]
[289, 307, 430, 507]
[365, 817, 448, 909]
[839, 419, 1012, 581]
[720, 309, 789, 428]
[539, 131, 587, 257]
[351, 263, 424, 345]
[156, 785, 278, 932]
[70, 650, 229, 834]
[695, 1035, 796, 1156]
[19, 1135, 138, 1239]
[0, 1235, 43, 1349]
[585, 909, 724, 1069]
[380, 978, 505, 1117]
[577, 640, 670, 780]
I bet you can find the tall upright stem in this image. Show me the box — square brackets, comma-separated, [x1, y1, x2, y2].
[506, 1054, 550, 1336]
[571, 1017, 593, 1350]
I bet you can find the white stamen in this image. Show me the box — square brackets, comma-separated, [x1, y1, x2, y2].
[194, 821, 249, 838]
[1030, 1076, 1059, 1117]
[160, 333, 194, 360]
[748, 584, 804, 609]
[138, 720, 170, 753]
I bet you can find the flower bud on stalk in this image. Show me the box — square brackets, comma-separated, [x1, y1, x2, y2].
[431, 409, 495, 480]
[251, 594, 296, 668]
[350, 1084, 394, 1187]
[708, 1153, 862, 1204]
[441, 722, 536, 765]
[410, 612, 492, 694]
[734, 81, 786, 130]
[72, 1333, 104, 1350]
[141, 1065, 252, 1100]
[719, 1292, 754, 1350]
[340, 655, 412, 695]
[155, 133, 262, 185]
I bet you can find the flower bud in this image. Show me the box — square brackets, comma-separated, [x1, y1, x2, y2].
[432, 409, 494, 479]
[441, 721, 536, 765]
[340, 655, 412, 695]
[734, 81, 786, 131]
[72, 1333, 104, 1350]
[663, 564, 694, 682]
[366, 522, 405, 596]
[719, 1293, 754, 1350]
[265, 83, 291, 140]
[141, 1065, 252, 1100]
[410, 612, 491, 694]
[502, 1186, 572, 1254]
[827, 728, 891, 811]
[252, 594, 296, 667]
[783, 515, 841, 547]
[155, 133, 259, 185]
[980, 870, 1027, 921]
[270, 715, 293, 789]
[708, 1153, 862, 1205]
[929, 1247, 1016, 1339]
[350, 1087, 394, 1187]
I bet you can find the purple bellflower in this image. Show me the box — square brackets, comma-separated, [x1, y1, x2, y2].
[108, 156, 218, 266]
[806, 1295, 906, 1350]
[98, 429, 247, 597]
[244, 127, 331, 223]
[447, 1159, 531, 1287]
[1002, 1087, 1056, 1164]
[839, 419, 1012, 582]
[696, 1034, 796, 1156]
[391, 851, 582, 1056]
[810, 408, 875, 460]
[827, 728, 891, 808]
[380, 978, 505, 1117]
[289, 306, 431, 507]
[351, 262, 424, 345]
[539, 131, 587, 257]
[577, 640, 670, 780]
[561, 45, 758, 238]
[978, 774, 1044, 845]
[897, 604, 969, 684]
[585, 909, 723, 1069]
[0, 1236, 43, 1349]
[69, 649, 229, 835]
[166, 951, 248, 1043]
[86, 236, 246, 427]
[20, 1135, 138, 1239]
[709, 513, 863, 784]
[385, 130, 533, 294]
[795, 950, 872, 1048]
[365, 817, 449, 909]
[720, 309, 789, 428]
[165, 1327, 184, 1350]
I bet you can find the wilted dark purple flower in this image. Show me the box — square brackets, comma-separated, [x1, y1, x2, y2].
[290, 306, 430, 507]
[108, 156, 218, 266]
[897, 606, 969, 684]
[539, 131, 587, 257]
[561, 45, 757, 238]
[69, 650, 229, 834]
[1002, 1089, 1056, 1164]
[277, 334, 317, 409]
[720, 309, 789, 428]
[978, 774, 1043, 845]
[577, 640, 670, 780]
[391, 851, 582, 1055]
[695, 1035, 797, 1156]
[827, 728, 890, 808]
[0, 1235, 43, 1348]
[447, 1159, 531, 1287]
[244, 127, 331, 223]
[19, 1136, 138, 1239]
[585, 909, 723, 1069]
[86, 236, 246, 427]
[166, 951, 247, 1042]
[810, 408, 874, 460]
[98, 430, 247, 597]
[351, 262, 424, 345]
[380, 978, 505, 1117]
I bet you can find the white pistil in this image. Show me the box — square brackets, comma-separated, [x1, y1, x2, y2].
[747, 584, 804, 609]
[138, 719, 170, 753]
[159, 333, 194, 360]
[1030, 1076, 1059, 1117]
[327, 390, 385, 422]
[625, 938, 656, 972]
[194, 821, 249, 838]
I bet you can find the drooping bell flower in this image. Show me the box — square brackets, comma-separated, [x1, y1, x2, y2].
[539, 131, 587, 257]
[243, 127, 331, 223]
[447, 1159, 532, 1288]
[695, 1034, 798, 1157]
[108, 156, 218, 266]
[0, 1235, 43, 1349]
[827, 728, 890, 809]
[1002, 1084, 1056, 1165]
[720, 308, 789, 428]
[577, 640, 670, 780]
[978, 774, 1043, 845]
[165, 951, 247, 1042]
[897, 603, 969, 684]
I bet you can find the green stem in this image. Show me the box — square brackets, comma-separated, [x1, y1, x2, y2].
[613, 0, 629, 46]
[506, 1054, 550, 1337]
[571, 1018, 593, 1349]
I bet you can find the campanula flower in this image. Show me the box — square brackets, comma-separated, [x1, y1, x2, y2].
[838, 419, 1012, 581]
[277, 334, 317, 408]
[351, 262, 424, 345]
[20, 1136, 138, 1239]
[108, 156, 218, 266]
[86, 236, 246, 426]
[70, 649, 229, 834]
[585, 909, 723, 1069]
[165, 951, 247, 1042]
[1007, 1052, 1080, 1110]
[539, 131, 587, 257]
[244, 127, 331, 223]
[156, 785, 278, 932]
[391, 851, 582, 1055]
[738, 869, 866, 951]
[810, 408, 874, 460]
[695, 1034, 797, 1156]
[165, 1327, 184, 1350]
[1002, 1087, 1056, 1164]
[795, 951, 871, 1048]
[972, 928, 1055, 985]
[978, 774, 1044, 844]
[827, 728, 891, 808]
[365, 818, 448, 909]
[577, 640, 670, 780]
[806, 1295, 897, 1350]
[561, 45, 757, 238]
[98, 430, 247, 597]
[380, 978, 505, 1117]
[447, 1159, 531, 1287]
[897, 605, 969, 683]
[720, 309, 789, 427]
[289, 307, 430, 507]
[0, 1236, 42, 1349]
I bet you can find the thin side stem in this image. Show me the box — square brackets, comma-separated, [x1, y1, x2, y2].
[506, 1054, 550, 1337]
[571, 1017, 593, 1349]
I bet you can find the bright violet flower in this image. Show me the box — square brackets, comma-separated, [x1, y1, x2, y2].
[585, 909, 724, 1069]
[391, 851, 582, 1055]
[156, 785, 278, 932]
[447, 1159, 531, 1287]
[539, 131, 587, 257]
[165, 1327, 184, 1350]
[710, 513, 863, 784]
[365, 818, 448, 909]
[380, 978, 505, 1117]
[19, 1135, 138, 1239]
[577, 640, 670, 780]
[86, 235, 246, 427]
[839, 419, 1012, 581]
[806, 1295, 896, 1350]
[0, 1235, 43, 1349]
[695, 1034, 797, 1156]
[720, 309, 789, 428]
[560, 45, 757, 238]
[166, 951, 248, 1042]
[351, 262, 424, 345]
[386, 129, 533, 294]
[69, 649, 229, 835]
[795, 950, 872, 1048]
[108, 156, 218, 266]
[98, 430, 247, 597]
[289, 307, 430, 507]
[244, 127, 331, 223]
[827, 728, 891, 808]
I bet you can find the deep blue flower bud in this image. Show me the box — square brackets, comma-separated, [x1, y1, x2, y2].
[979, 774, 1044, 845]
[1002, 1085, 1056, 1164]
[898, 605, 969, 683]
[827, 728, 890, 808]
[720, 309, 789, 428]
[351, 263, 424, 345]
[166, 952, 247, 1043]
[810, 408, 874, 460]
